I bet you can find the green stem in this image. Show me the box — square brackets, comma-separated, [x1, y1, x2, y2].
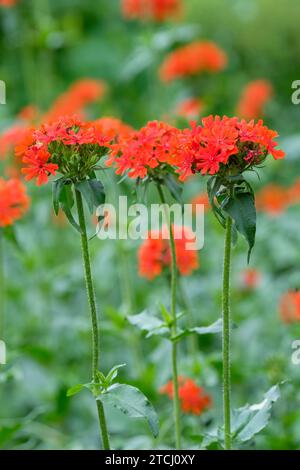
[222, 215, 232, 450]
[156, 183, 181, 449]
[75, 190, 110, 450]
[178, 278, 198, 359]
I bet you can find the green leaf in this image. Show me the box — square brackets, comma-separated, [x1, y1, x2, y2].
[233, 384, 281, 443]
[52, 177, 65, 216]
[207, 176, 225, 227]
[172, 318, 223, 342]
[66, 383, 84, 397]
[223, 192, 256, 263]
[164, 173, 183, 204]
[88, 179, 106, 207]
[127, 311, 168, 338]
[60, 185, 82, 234]
[98, 384, 159, 438]
[160, 304, 173, 326]
[105, 363, 126, 385]
[75, 180, 95, 214]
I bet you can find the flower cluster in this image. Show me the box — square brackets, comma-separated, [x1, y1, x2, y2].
[122, 0, 181, 22]
[160, 377, 212, 415]
[94, 117, 133, 140]
[43, 79, 106, 123]
[280, 291, 300, 324]
[106, 120, 180, 179]
[175, 116, 285, 180]
[0, 178, 30, 227]
[20, 116, 111, 185]
[159, 41, 227, 82]
[138, 225, 199, 280]
[237, 80, 273, 120]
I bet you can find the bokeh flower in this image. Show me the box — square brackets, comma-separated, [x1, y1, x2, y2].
[138, 225, 199, 280]
[0, 0, 17, 6]
[43, 79, 106, 123]
[0, 177, 30, 227]
[279, 291, 300, 324]
[240, 268, 261, 289]
[174, 98, 204, 120]
[160, 377, 212, 415]
[122, 0, 181, 22]
[237, 80, 273, 120]
[94, 117, 133, 140]
[256, 184, 289, 216]
[190, 192, 210, 213]
[159, 41, 227, 82]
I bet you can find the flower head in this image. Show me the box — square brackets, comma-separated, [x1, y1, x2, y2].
[20, 116, 111, 185]
[106, 120, 180, 179]
[93, 117, 133, 141]
[159, 41, 227, 82]
[122, 0, 181, 22]
[256, 184, 289, 216]
[280, 291, 300, 324]
[240, 268, 261, 289]
[237, 80, 273, 120]
[0, 178, 30, 226]
[176, 116, 285, 180]
[160, 377, 212, 415]
[138, 225, 199, 280]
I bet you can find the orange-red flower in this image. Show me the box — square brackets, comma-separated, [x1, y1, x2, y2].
[279, 291, 300, 324]
[138, 225, 199, 280]
[175, 98, 204, 119]
[42, 79, 106, 123]
[0, 0, 17, 6]
[106, 120, 180, 179]
[0, 178, 30, 226]
[93, 117, 133, 141]
[256, 184, 289, 216]
[160, 377, 212, 415]
[159, 41, 227, 82]
[236, 80, 273, 120]
[176, 116, 285, 180]
[122, 0, 181, 22]
[0, 125, 32, 161]
[17, 105, 39, 123]
[240, 268, 261, 289]
[190, 192, 210, 213]
[20, 115, 111, 185]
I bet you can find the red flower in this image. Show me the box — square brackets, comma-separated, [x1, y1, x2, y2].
[240, 268, 261, 289]
[256, 184, 289, 216]
[93, 117, 133, 141]
[20, 116, 111, 186]
[22, 147, 58, 186]
[138, 225, 199, 280]
[122, 0, 181, 22]
[236, 80, 273, 120]
[160, 377, 212, 415]
[106, 120, 180, 179]
[0, 0, 17, 6]
[279, 291, 300, 324]
[159, 41, 227, 82]
[176, 116, 285, 180]
[0, 125, 32, 160]
[0, 178, 30, 227]
[42, 79, 106, 123]
[175, 98, 204, 119]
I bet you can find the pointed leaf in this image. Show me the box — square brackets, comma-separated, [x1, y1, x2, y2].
[98, 383, 159, 437]
[52, 177, 65, 216]
[223, 192, 256, 262]
[88, 179, 106, 207]
[66, 383, 84, 397]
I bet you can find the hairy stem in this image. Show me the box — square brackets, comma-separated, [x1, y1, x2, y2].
[156, 183, 181, 449]
[222, 215, 232, 450]
[75, 190, 110, 450]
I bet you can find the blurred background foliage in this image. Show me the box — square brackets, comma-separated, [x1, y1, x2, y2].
[0, 0, 300, 450]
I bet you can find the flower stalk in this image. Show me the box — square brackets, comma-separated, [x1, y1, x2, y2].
[156, 183, 181, 449]
[75, 189, 110, 450]
[222, 213, 232, 450]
